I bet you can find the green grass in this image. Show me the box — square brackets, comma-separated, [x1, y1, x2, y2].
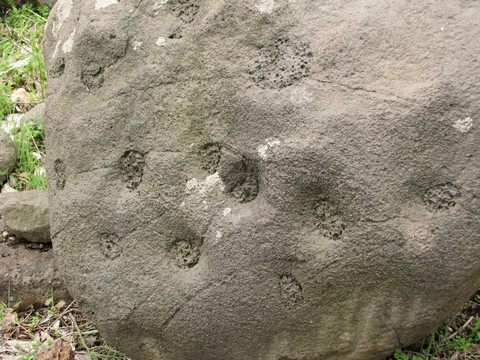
[0, 0, 48, 119]
[1, 0, 48, 191]
[8, 119, 47, 190]
[388, 292, 480, 359]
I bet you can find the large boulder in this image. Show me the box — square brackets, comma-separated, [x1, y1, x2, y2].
[44, 1, 480, 359]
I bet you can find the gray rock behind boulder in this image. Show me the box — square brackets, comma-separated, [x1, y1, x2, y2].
[0, 190, 50, 243]
[21, 102, 45, 129]
[0, 132, 16, 183]
[0, 240, 70, 307]
[12, 0, 57, 9]
[44, 1, 480, 359]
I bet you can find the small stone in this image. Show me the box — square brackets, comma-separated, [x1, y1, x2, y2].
[27, 242, 44, 250]
[0, 189, 50, 243]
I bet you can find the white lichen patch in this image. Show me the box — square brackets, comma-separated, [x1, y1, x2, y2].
[53, 40, 61, 58]
[62, 29, 76, 53]
[153, 0, 169, 15]
[186, 172, 225, 195]
[256, 0, 275, 13]
[132, 41, 142, 51]
[223, 208, 231, 216]
[290, 87, 313, 107]
[340, 332, 353, 342]
[156, 37, 166, 46]
[216, 230, 222, 239]
[95, 0, 118, 10]
[453, 117, 473, 133]
[52, 0, 73, 38]
[257, 138, 281, 160]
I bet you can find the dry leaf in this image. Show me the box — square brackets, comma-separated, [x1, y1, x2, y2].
[0, 356, 17, 360]
[449, 351, 460, 360]
[34, 339, 74, 360]
[51, 319, 60, 332]
[5, 339, 33, 353]
[74, 353, 91, 360]
[40, 330, 52, 343]
[55, 300, 67, 309]
[0, 308, 18, 333]
[10, 88, 31, 104]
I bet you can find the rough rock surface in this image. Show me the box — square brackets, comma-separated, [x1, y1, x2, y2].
[0, 190, 50, 243]
[37, 0, 57, 8]
[0, 234, 70, 306]
[0, 132, 16, 183]
[44, 1, 480, 359]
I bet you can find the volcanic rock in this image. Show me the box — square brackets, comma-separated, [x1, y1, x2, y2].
[44, 1, 480, 359]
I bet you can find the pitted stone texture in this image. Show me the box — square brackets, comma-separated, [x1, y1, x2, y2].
[44, 1, 480, 360]
[424, 183, 461, 212]
[166, 0, 200, 24]
[249, 37, 312, 89]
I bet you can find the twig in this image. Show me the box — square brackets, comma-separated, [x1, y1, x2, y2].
[68, 313, 92, 359]
[445, 316, 475, 341]
[24, 7, 47, 21]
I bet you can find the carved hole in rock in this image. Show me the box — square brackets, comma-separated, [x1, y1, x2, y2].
[168, 28, 183, 39]
[49, 57, 65, 78]
[279, 274, 304, 304]
[198, 142, 222, 174]
[170, 239, 202, 269]
[249, 37, 313, 89]
[230, 170, 258, 203]
[81, 64, 104, 91]
[167, 0, 200, 23]
[217, 146, 259, 203]
[118, 150, 145, 190]
[315, 198, 345, 240]
[101, 234, 123, 260]
[424, 183, 461, 211]
[53, 158, 66, 190]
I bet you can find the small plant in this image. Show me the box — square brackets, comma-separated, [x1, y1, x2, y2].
[392, 348, 423, 360]
[0, 301, 7, 320]
[6, 119, 46, 190]
[0, 300, 130, 359]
